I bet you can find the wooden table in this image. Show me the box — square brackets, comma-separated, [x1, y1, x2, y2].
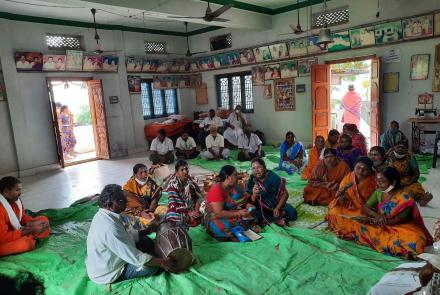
[409, 118, 440, 167]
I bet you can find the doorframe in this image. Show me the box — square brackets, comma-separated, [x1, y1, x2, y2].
[46, 77, 97, 168]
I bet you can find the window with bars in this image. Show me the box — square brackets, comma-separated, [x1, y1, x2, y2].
[216, 72, 253, 113]
[312, 6, 349, 29]
[210, 33, 232, 51]
[45, 34, 82, 50]
[140, 80, 178, 119]
[144, 41, 167, 54]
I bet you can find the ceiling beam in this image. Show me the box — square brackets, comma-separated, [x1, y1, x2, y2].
[273, 0, 330, 14]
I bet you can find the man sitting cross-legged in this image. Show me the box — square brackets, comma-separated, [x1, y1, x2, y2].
[201, 126, 230, 160]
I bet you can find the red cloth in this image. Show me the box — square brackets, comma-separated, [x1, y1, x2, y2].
[206, 184, 227, 203]
[342, 91, 361, 127]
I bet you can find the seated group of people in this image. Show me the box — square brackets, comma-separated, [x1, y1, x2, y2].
[300, 121, 434, 259]
[150, 105, 265, 164]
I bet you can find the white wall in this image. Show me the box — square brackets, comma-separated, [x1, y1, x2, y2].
[185, 0, 440, 145]
[0, 19, 187, 175]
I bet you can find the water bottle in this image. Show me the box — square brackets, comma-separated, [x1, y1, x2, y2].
[231, 225, 251, 242]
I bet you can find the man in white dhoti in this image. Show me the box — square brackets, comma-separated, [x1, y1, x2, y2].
[223, 105, 246, 147]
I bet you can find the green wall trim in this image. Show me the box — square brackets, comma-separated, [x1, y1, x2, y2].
[201, 0, 330, 15]
[0, 12, 221, 37]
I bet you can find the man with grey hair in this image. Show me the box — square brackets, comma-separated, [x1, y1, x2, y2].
[86, 184, 174, 284]
[201, 126, 230, 160]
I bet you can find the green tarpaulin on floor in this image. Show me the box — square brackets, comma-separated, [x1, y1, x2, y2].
[0, 200, 402, 295]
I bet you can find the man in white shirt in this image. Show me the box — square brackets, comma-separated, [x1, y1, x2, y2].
[201, 126, 230, 160]
[223, 105, 246, 147]
[198, 109, 223, 149]
[238, 124, 265, 161]
[86, 184, 174, 284]
[149, 129, 174, 164]
[175, 131, 199, 159]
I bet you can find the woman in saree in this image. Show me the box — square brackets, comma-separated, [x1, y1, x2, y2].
[277, 131, 305, 175]
[369, 146, 388, 173]
[336, 134, 363, 170]
[247, 158, 297, 227]
[387, 141, 433, 206]
[301, 135, 325, 180]
[343, 123, 367, 156]
[327, 157, 376, 240]
[204, 165, 257, 241]
[355, 167, 433, 258]
[303, 148, 351, 205]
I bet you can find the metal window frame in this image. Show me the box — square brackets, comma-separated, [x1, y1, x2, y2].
[144, 40, 167, 54]
[140, 79, 178, 119]
[45, 33, 83, 50]
[312, 5, 349, 29]
[215, 71, 254, 113]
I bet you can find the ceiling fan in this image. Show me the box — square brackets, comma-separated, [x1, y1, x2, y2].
[280, 3, 318, 36]
[168, 1, 233, 22]
[168, 22, 207, 57]
[86, 8, 120, 55]
[290, 0, 305, 34]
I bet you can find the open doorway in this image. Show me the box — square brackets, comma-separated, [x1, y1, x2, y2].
[49, 79, 96, 165]
[47, 78, 110, 167]
[330, 60, 372, 148]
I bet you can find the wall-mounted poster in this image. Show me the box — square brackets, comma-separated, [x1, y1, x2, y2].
[212, 55, 223, 69]
[198, 56, 215, 70]
[191, 74, 202, 87]
[238, 48, 255, 64]
[274, 78, 295, 111]
[157, 61, 173, 73]
[224, 51, 241, 66]
[435, 13, 440, 36]
[180, 60, 190, 73]
[83, 55, 103, 71]
[15, 52, 43, 71]
[153, 75, 178, 89]
[178, 75, 192, 88]
[269, 43, 289, 60]
[253, 46, 272, 63]
[307, 36, 324, 54]
[383, 72, 399, 93]
[126, 57, 142, 72]
[102, 56, 118, 72]
[264, 64, 281, 80]
[402, 15, 433, 40]
[288, 38, 308, 57]
[433, 44, 440, 92]
[127, 76, 141, 94]
[280, 61, 298, 78]
[375, 21, 403, 44]
[43, 54, 66, 71]
[263, 83, 272, 99]
[328, 31, 351, 52]
[410, 54, 430, 80]
[298, 57, 318, 76]
[251, 66, 265, 85]
[142, 59, 159, 72]
[66, 50, 83, 71]
[170, 60, 180, 72]
[349, 26, 376, 48]
[190, 60, 199, 72]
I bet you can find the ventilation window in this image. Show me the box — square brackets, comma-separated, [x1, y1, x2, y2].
[144, 41, 167, 54]
[210, 34, 232, 51]
[312, 6, 349, 29]
[46, 34, 82, 50]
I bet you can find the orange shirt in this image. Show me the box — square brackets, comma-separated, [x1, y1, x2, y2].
[301, 146, 321, 180]
[0, 198, 32, 244]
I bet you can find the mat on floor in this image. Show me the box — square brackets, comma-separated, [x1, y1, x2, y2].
[0, 200, 402, 295]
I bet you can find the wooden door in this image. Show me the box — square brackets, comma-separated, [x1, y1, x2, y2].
[46, 79, 66, 167]
[311, 64, 331, 140]
[370, 58, 381, 146]
[87, 80, 111, 159]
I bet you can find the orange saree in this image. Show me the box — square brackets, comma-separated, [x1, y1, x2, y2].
[303, 159, 350, 205]
[327, 172, 376, 239]
[301, 146, 322, 180]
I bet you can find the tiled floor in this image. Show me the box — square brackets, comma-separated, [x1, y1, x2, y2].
[20, 153, 439, 232]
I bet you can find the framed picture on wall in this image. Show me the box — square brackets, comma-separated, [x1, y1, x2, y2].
[251, 66, 265, 85]
[190, 74, 202, 88]
[375, 21, 403, 44]
[15, 51, 43, 71]
[66, 50, 83, 71]
[328, 31, 351, 52]
[253, 46, 272, 63]
[178, 75, 192, 88]
[127, 76, 141, 94]
[274, 78, 295, 111]
[280, 61, 298, 78]
[383, 72, 400, 93]
[142, 59, 159, 72]
[238, 48, 255, 64]
[264, 64, 281, 80]
[410, 54, 430, 80]
[288, 37, 308, 57]
[102, 55, 118, 72]
[349, 26, 376, 48]
[83, 55, 103, 71]
[298, 57, 318, 76]
[435, 13, 440, 36]
[43, 54, 66, 71]
[402, 15, 433, 40]
[268, 43, 289, 60]
[126, 57, 142, 72]
[263, 83, 272, 99]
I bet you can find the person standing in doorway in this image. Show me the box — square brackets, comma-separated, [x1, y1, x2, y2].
[341, 84, 362, 127]
[60, 105, 77, 159]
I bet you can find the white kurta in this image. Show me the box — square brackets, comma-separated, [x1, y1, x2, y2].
[238, 133, 262, 153]
[150, 137, 174, 155]
[223, 112, 246, 146]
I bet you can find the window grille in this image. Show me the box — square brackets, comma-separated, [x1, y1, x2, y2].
[215, 72, 253, 112]
[140, 80, 178, 119]
[46, 34, 82, 50]
[144, 41, 167, 54]
[312, 6, 349, 29]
